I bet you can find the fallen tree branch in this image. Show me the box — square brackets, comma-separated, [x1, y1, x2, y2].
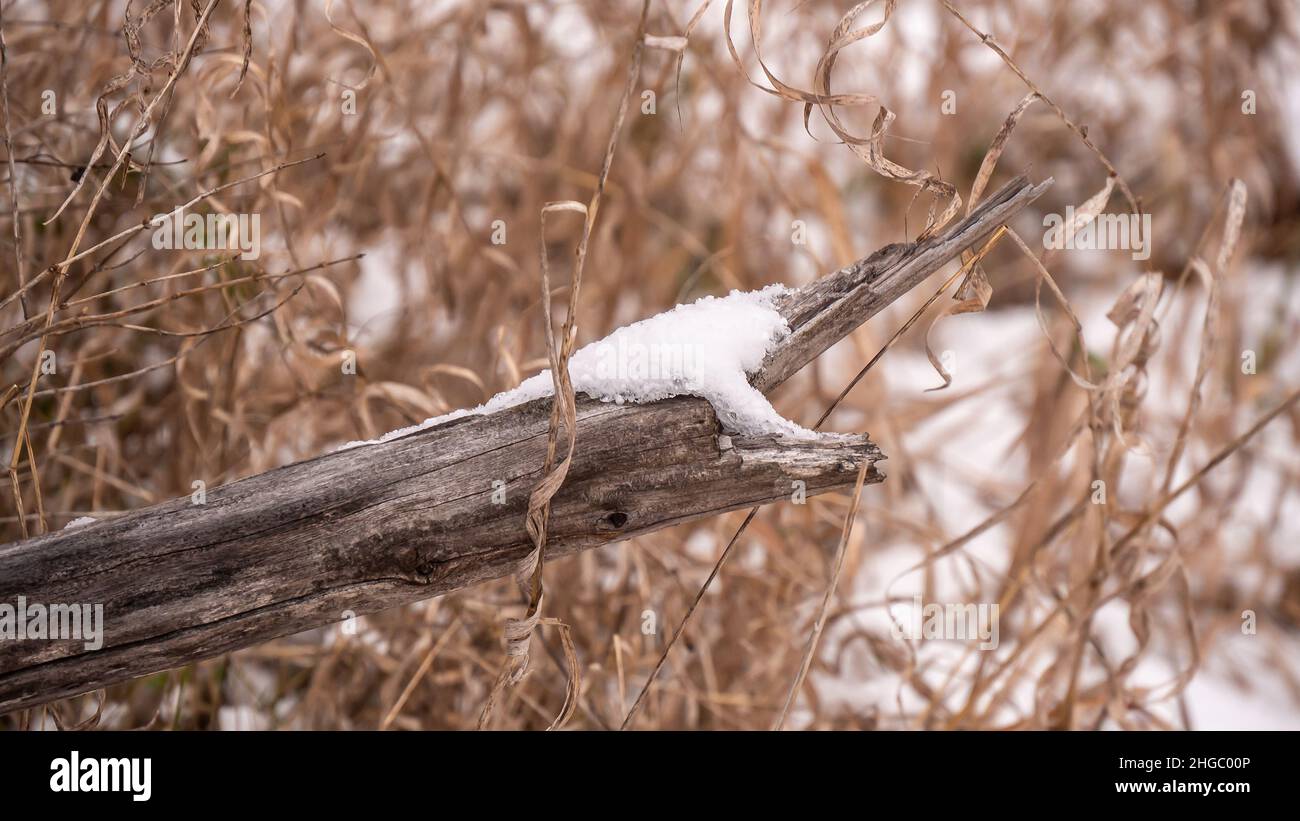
[0, 174, 1050, 713]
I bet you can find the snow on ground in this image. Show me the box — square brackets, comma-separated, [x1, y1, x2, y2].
[802, 265, 1300, 728]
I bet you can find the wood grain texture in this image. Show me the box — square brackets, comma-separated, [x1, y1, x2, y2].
[0, 175, 1050, 713]
[757, 174, 1053, 392]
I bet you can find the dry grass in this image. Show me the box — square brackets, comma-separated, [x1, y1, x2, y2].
[2, 0, 1299, 730]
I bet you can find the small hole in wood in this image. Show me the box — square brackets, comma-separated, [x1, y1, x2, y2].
[606, 511, 629, 529]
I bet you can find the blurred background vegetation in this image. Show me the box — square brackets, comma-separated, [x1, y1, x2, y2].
[2, 0, 1299, 729]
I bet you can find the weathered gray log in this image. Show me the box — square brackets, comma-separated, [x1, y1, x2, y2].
[0, 175, 1050, 713]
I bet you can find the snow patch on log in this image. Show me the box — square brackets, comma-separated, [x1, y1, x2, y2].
[339, 284, 817, 450]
